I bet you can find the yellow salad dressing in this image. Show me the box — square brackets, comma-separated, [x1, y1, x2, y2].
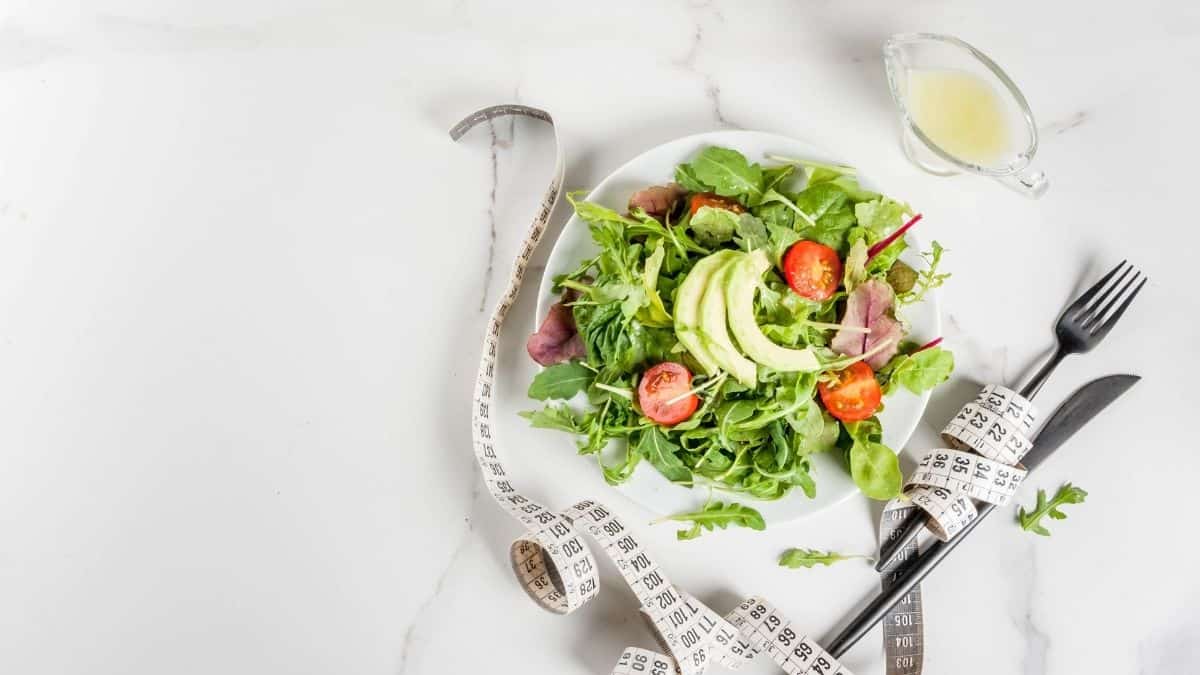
[907, 69, 1012, 166]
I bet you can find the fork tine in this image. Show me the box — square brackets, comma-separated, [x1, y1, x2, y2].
[1094, 276, 1147, 336]
[1078, 264, 1133, 323]
[1066, 260, 1126, 317]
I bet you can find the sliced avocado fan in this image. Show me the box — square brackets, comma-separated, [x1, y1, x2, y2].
[698, 257, 758, 387]
[673, 250, 737, 376]
[724, 249, 821, 373]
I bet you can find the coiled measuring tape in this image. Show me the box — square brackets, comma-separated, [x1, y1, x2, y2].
[452, 104, 856, 675]
[878, 384, 1038, 675]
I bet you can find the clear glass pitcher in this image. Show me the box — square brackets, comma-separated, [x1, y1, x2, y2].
[883, 33, 1048, 198]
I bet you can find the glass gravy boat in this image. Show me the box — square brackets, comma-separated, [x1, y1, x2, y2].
[883, 33, 1048, 198]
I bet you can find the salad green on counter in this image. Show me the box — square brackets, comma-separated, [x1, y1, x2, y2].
[522, 146, 953, 517]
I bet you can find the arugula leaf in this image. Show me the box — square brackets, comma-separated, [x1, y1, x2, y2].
[527, 362, 595, 400]
[674, 163, 708, 193]
[854, 197, 908, 237]
[1018, 483, 1088, 536]
[636, 427, 693, 485]
[520, 405, 583, 433]
[733, 213, 771, 252]
[899, 241, 950, 305]
[690, 206, 740, 246]
[637, 243, 672, 327]
[842, 238, 869, 292]
[885, 347, 954, 395]
[600, 443, 641, 485]
[845, 420, 902, 500]
[686, 147, 764, 202]
[778, 548, 872, 569]
[657, 500, 766, 540]
[805, 209, 858, 252]
[568, 192, 638, 228]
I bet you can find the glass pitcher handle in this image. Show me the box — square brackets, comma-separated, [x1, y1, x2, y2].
[995, 165, 1049, 198]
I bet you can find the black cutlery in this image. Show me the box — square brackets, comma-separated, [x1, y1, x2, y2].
[874, 260, 1146, 572]
[825, 374, 1140, 658]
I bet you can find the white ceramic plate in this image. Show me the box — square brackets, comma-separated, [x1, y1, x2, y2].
[535, 130, 941, 524]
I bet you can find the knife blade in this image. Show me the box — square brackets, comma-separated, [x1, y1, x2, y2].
[824, 374, 1141, 658]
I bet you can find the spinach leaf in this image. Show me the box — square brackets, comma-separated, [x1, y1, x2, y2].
[845, 420, 901, 500]
[886, 347, 954, 395]
[778, 548, 872, 569]
[794, 183, 850, 220]
[527, 362, 594, 400]
[1018, 483, 1087, 536]
[686, 147, 764, 202]
[658, 500, 766, 540]
[636, 427, 692, 485]
[674, 163, 708, 193]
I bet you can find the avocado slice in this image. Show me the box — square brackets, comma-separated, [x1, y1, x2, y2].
[673, 250, 738, 375]
[725, 249, 821, 373]
[699, 256, 759, 387]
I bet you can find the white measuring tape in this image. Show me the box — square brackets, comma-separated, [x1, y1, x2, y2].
[452, 104, 856, 675]
[878, 384, 1038, 675]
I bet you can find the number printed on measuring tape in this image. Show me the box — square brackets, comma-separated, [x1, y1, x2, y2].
[906, 448, 1027, 506]
[976, 384, 1038, 431]
[942, 402, 1033, 465]
[881, 384, 1037, 669]
[452, 105, 855, 675]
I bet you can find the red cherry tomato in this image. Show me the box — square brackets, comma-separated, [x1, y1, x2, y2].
[818, 361, 882, 423]
[689, 192, 746, 216]
[782, 241, 843, 301]
[637, 362, 699, 426]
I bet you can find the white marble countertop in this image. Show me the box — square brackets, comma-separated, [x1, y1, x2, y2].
[2, 2, 1198, 674]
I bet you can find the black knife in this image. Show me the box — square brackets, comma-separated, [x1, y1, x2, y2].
[824, 374, 1140, 658]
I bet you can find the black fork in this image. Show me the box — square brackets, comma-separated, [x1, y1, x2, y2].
[874, 260, 1147, 572]
[1019, 260, 1147, 398]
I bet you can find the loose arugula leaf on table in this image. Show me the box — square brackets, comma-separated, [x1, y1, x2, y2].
[527, 362, 595, 400]
[884, 347, 955, 395]
[656, 500, 766, 540]
[778, 548, 873, 569]
[1018, 483, 1088, 536]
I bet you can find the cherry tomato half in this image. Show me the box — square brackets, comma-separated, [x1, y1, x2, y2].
[782, 241, 843, 301]
[818, 361, 882, 423]
[689, 192, 746, 216]
[637, 362, 699, 426]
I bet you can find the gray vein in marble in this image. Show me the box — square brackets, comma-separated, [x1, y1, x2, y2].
[398, 484, 482, 675]
[1041, 110, 1089, 136]
[1013, 541, 1049, 675]
[479, 120, 499, 313]
[676, 7, 738, 128]
[1136, 605, 1200, 674]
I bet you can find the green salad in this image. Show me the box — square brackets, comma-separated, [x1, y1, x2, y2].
[522, 146, 952, 504]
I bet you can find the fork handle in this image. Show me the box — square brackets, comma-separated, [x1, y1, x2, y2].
[1020, 347, 1068, 399]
